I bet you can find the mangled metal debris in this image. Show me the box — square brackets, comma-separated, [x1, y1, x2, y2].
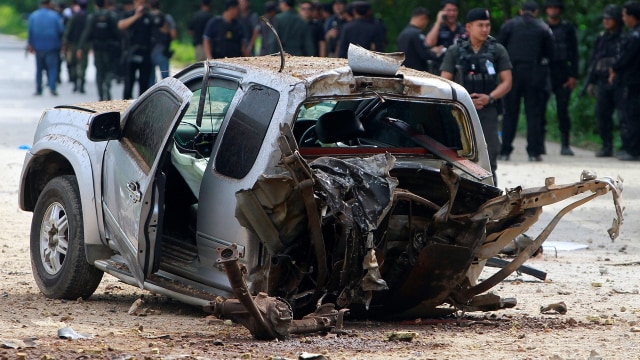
[205, 244, 347, 340]
[57, 327, 93, 340]
[221, 131, 624, 339]
[19, 43, 624, 342]
[0, 338, 38, 349]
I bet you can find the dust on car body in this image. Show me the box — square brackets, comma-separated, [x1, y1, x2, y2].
[19, 45, 623, 339]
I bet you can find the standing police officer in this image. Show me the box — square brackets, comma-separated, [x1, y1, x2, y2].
[63, 0, 89, 93]
[78, 0, 121, 100]
[497, 1, 554, 162]
[203, 0, 247, 59]
[188, 0, 212, 61]
[425, 0, 465, 74]
[544, 0, 578, 156]
[271, 0, 314, 56]
[336, 1, 384, 58]
[118, 0, 158, 99]
[609, 1, 640, 161]
[397, 7, 438, 72]
[586, 5, 624, 157]
[441, 8, 512, 185]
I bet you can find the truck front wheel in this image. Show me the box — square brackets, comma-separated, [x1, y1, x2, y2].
[30, 175, 103, 299]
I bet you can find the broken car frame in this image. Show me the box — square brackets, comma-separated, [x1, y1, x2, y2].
[212, 132, 623, 338]
[19, 41, 623, 341]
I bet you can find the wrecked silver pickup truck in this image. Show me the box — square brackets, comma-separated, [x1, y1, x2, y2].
[19, 45, 623, 340]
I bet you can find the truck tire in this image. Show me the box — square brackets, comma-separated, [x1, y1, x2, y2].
[30, 175, 103, 299]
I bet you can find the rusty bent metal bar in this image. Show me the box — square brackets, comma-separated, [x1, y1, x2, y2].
[451, 173, 623, 304]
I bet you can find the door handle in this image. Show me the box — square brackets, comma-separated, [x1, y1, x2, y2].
[127, 181, 142, 203]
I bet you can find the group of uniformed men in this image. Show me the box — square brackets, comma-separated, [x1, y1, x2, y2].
[188, 0, 387, 61]
[397, 0, 640, 186]
[28, 0, 176, 101]
[28, 0, 640, 171]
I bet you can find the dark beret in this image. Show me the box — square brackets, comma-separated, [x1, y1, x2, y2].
[522, 1, 538, 12]
[466, 8, 490, 22]
[224, 0, 239, 10]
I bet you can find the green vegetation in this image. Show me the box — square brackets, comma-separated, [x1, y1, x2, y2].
[1, 0, 622, 149]
[170, 41, 196, 67]
[0, 5, 28, 38]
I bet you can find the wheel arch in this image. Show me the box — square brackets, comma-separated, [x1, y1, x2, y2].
[20, 136, 110, 260]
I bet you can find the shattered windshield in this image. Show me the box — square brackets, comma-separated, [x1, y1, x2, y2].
[294, 98, 473, 157]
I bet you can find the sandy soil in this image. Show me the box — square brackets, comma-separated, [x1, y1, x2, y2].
[1, 140, 639, 360]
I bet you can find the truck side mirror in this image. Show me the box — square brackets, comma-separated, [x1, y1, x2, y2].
[88, 111, 121, 141]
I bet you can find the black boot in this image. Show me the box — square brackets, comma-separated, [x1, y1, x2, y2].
[560, 133, 574, 156]
[596, 148, 613, 157]
[79, 79, 85, 94]
[596, 141, 613, 157]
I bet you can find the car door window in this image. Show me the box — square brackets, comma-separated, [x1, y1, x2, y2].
[216, 84, 280, 179]
[121, 90, 184, 173]
[183, 77, 238, 134]
[171, 77, 240, 197]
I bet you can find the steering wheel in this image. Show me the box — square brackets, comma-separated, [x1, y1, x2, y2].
[193, 132, 215, 158]
[175, 122, 216, 159]
[299, 125, 320, 147]
[174, 122, 200, 153]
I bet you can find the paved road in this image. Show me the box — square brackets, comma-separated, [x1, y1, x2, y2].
[0, 33, 124, 147]
[0, 33, 636, 252]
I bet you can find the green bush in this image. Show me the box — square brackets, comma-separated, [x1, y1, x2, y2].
[0, 5, 28, 38]
[170, 41, 196, 68]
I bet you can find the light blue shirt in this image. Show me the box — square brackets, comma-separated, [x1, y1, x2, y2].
[28, 7, 64, 51]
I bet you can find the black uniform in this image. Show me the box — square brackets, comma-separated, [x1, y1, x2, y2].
[63, 9, 88, 92]
[497, 14, 554, 160]
[78, 7, 120, 100]
[611, 24, 640, 159]
[545, 19, 578, 152]
[121, 10, 157, 99]
[238, 10, 258, 48]
[587, 28, 624, 156]
[203, 16, 245, 59]
[397, 24, 437, 72]
[337, 18, 384, 58]
[188, 8, 212, 61]
[306, 18, 325, 57]
[188, 9, 212, 47]
[323, 13, 347, 57]
[428, 21, 465, 74]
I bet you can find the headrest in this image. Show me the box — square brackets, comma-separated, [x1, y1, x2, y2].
[315, 110, 365, 143]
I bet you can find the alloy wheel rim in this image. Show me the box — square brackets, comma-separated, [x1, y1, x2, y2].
[40, 202, 69, 275]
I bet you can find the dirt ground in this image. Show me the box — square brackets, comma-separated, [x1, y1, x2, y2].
[1, 140, 639, 360]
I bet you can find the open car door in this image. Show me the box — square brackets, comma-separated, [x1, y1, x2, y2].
[102, 77, 192, 287]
